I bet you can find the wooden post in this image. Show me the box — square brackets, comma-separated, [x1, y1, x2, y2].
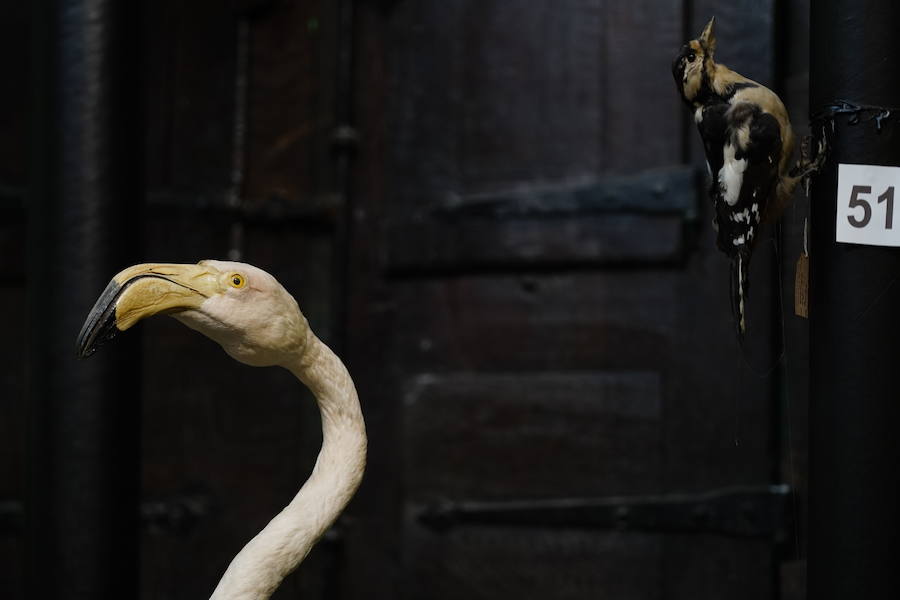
[28, 0, 143, 596]
[809, 2, 900, 597]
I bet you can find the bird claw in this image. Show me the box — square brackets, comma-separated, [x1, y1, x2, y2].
[793, 133, 828, 183]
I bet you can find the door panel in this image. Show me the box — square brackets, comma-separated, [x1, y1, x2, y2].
[404, 373, 662, 499]
[347, 1, 783, 598]
[407, 528, 661, 599]
[388, 0, 684, 200]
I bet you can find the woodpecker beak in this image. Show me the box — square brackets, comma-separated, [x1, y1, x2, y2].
[77, 262, 222, 358]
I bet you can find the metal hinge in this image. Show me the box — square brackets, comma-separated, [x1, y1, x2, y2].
[417, 484, 793, 543]
[0, 493, 210, 537]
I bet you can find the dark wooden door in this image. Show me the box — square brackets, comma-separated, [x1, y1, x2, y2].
[344, 2, 789, 599]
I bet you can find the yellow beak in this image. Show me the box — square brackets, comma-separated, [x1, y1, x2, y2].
[77, 262, 222, 358]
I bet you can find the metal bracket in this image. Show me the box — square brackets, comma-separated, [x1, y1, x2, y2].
[417, 484, 793, 542]
[140, 492, 210, 536]
[1, 494, 211, 537]
[431, 165, 700, 220]
[385, 166, 704, 274]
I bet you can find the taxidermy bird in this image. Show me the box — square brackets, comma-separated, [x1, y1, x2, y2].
[77, 260, 366, 600]
[672, 17, 822, 336]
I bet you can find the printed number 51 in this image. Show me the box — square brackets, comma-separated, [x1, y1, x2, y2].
[848, 185, 895, 229]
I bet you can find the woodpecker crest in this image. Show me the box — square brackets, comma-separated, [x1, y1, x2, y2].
[672, 17, 822, 337]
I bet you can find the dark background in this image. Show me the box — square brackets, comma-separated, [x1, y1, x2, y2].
[1, 0, 813, 598]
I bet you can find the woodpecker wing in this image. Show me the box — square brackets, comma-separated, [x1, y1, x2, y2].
[697, 103, 730, 179]
[714, 104, 782, 257]
[710, 103, 783, 336]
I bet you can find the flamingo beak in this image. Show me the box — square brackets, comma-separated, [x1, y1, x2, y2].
[76, 262, 222, 358]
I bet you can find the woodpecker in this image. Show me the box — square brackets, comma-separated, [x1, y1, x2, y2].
[672, 17, 820, 337]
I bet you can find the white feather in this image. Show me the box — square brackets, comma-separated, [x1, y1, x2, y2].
[718, 143, 747, 207]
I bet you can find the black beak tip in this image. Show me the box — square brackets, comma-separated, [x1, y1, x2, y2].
[75, 334, 99, 359]
[75, 279, 123, 359]
[75, 342, 91, 360]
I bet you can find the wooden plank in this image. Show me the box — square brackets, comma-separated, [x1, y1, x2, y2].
[385, 260, 776, 492]
[404, 372, 662, 500]
[664, 535, 772, 600]
[605, 0, 684, 171]
[144, 0, 237, 193]
[388, 1, 611, 205]
[404, 527, 660, 599]
[387, 214, 685, 272]
[387, 271, 678, 373]
[243, 0, 339, 210]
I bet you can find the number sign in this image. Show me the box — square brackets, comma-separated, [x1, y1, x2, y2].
[836, 163, 900, 246]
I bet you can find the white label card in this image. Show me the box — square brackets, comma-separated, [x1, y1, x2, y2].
[836, 163, 900, 247]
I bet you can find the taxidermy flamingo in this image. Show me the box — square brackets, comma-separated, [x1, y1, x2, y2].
[76, 260, 366, 600]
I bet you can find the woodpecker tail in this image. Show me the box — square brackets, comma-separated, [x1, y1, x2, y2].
[729, 254, 749, 338]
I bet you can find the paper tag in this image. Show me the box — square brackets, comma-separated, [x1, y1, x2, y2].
[794, 254, 809, 318]
[836, 163, 900, 246]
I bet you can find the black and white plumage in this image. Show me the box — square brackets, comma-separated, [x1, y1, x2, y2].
[672, 17, 811, 336]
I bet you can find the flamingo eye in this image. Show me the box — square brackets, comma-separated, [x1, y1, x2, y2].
[230, 274, 246, 288]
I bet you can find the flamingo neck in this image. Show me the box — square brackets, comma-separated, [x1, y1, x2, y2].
[209, 334, 366, 600]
